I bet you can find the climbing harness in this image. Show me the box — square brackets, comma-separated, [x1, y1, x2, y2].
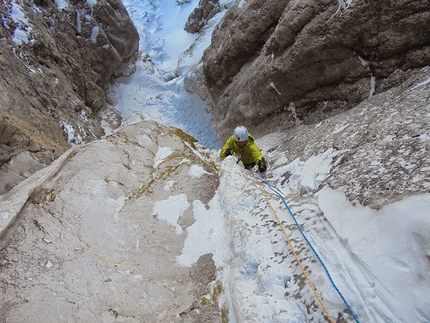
[253, 173, 361, 323]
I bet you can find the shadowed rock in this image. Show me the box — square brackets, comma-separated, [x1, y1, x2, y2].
[190, 0, 430, 139]
[0, 0, 139, 193]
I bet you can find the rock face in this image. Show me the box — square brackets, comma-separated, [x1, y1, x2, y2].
[185, 0, 221, 34]
[261, 66, 430, 209]
[0, 120, 221, 322]
[190, 0, 430, 139]
[0, 0, 139, 194]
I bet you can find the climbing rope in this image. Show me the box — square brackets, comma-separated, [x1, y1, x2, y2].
[254, 174, 361, 323]
[254, 175, 335, 323]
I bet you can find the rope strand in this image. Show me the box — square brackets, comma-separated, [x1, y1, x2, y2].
[255, 175, 360, 323]
[254, 175, 335, 322]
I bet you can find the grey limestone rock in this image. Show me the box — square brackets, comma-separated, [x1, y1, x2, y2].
[0, 0, 139, 193]
[185, 0, 221, 33]
[195, 0, 430, 140]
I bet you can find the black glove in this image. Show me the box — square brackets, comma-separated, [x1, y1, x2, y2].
[225, 148, 233, 157]
[258, 158, 267, 172]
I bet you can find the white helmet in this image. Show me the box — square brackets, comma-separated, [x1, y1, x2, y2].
[233, 126, 248, 142]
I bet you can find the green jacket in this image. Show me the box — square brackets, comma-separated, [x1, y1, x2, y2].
[220, 133, 263, 165]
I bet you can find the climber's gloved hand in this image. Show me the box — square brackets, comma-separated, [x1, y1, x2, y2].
[226, 149, 234, 157]
[258, 158, 267, 173]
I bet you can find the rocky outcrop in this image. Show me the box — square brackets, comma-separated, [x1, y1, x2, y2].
[259, 66, 430, 208]
[190, 0, 430, 139]
[0, 0, 139, 194]
[0, 120, 221, 322]
[185, 0, 221, 34]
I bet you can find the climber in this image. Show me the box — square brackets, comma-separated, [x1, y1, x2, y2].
[220, 125, 267, 172]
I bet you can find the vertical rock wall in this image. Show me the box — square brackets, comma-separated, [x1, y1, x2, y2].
[0, 0, 139, 193]
[193, 0, 430, 139]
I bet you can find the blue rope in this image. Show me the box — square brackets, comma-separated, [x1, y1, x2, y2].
[257, 177, 361, 323]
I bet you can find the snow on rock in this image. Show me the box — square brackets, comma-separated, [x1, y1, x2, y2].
[213, 156, 369, 322]
[1, 0, 430, 321]
[111, 0, 224, 150]
[218, 158, 312, 323]
[318, 186, 430, 322]
[177, 191, 226, 267]
[189, 164, 211, 178]
[248, 66, 430, 322]
[153, 194, 190, 234]
[2, 65, 430, 322]
[0, 120, 221, 322]
[154, 146, 173, 168]
[270, 147, 344, 195]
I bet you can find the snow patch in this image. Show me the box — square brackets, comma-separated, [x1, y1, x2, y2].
[177, 193, 226, 267]
[54, 0, 69, 9]
[271, 148, 342, 194]
[59, 120, 83, 145]
[318, 186, 430, 322]
[91, 26, 99, 42]
[189, 165, 210, 178]
[153, 194, 189, 234]
[154, 146, 172, 168]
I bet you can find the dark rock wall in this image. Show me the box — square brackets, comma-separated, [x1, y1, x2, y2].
[198, 0, 430, 139]
[0, 0, 139, 190]
[185, 0, 221, 34]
